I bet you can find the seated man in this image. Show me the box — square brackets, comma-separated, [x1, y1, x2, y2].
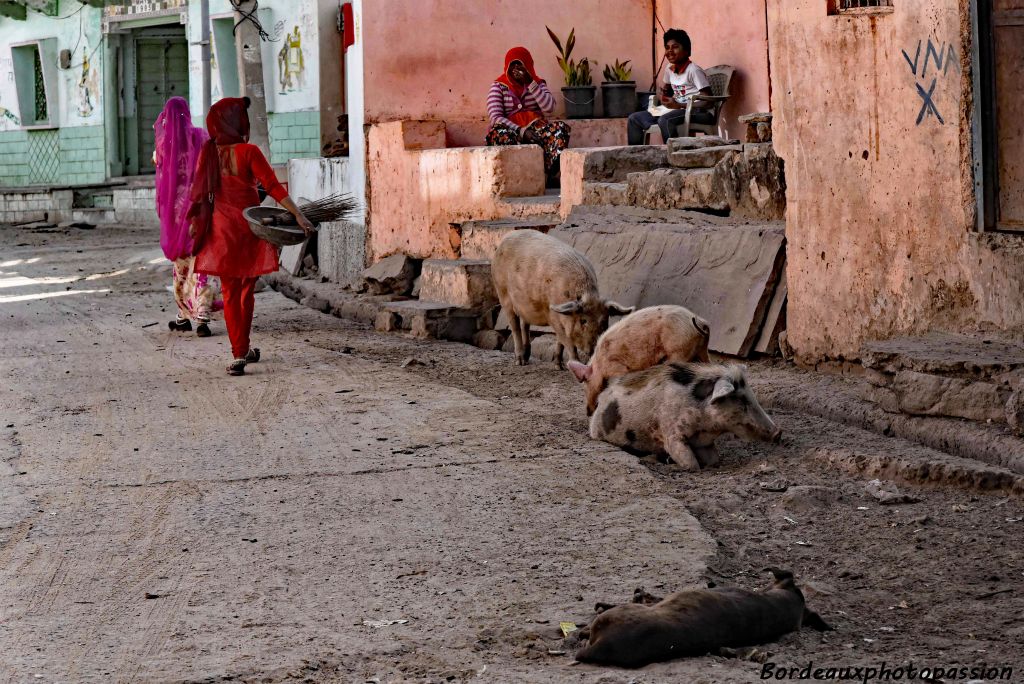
[627, 29, 715, 145]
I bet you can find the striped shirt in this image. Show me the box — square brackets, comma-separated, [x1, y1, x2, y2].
[486, 80, 556, 131]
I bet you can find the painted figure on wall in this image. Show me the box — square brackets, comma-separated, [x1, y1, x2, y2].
[77, 48, 95, 117]
[277, 26, 304, 93]
[0, 104, 19, 129]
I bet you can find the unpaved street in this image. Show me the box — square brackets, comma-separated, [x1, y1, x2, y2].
[1, 225, 1023, 683]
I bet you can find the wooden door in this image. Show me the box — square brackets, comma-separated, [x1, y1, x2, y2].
[134, 31, 188, 175]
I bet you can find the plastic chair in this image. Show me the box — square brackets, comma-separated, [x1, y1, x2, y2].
[643, 65, 734, 143]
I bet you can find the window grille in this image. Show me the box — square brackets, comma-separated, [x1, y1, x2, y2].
[32, 47, 47, 123]
[840, 0, 893, 9]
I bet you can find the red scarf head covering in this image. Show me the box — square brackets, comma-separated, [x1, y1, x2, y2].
[495, 47, 542, 96]
[188, 97, 251, 254]
[494, 47, 545, 129]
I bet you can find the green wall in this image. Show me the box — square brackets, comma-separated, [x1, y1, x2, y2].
[0, 125, 105, 188]
[268, 110, 320, 165]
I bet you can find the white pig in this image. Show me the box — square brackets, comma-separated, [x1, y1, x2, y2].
[568, 305, 711, 416]
[590, 362, 781, 471]
[491, 230, 633, 368]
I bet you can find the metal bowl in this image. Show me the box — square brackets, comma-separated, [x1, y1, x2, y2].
[243, 206, 309, 247]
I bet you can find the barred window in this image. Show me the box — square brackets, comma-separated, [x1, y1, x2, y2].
[32, 47, 47, 123]
[829, 0, 893, 14]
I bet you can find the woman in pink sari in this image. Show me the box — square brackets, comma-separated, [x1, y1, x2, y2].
[155, 96, 219, 336]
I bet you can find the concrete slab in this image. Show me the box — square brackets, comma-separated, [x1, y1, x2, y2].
[554, 206, 786, 356]
[754, 265, 787, 355]
[625, 167, 730, 213]
[419, 259, 498, 309]
[862, 333, 1024, 381]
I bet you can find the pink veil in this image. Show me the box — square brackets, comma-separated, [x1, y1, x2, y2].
[155, 97, 208, 261]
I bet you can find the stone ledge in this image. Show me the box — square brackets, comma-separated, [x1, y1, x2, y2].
[757, 366, 1024, 476]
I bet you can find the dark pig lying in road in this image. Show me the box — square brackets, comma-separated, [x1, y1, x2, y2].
[491, 229, 633, 369]
[575, 568, 832, 668]
[589, 362, 780, 470]
[568, 304, 711, 416]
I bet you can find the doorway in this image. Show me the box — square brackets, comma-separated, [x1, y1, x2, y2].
[119, 25, 188, 176]
[977, 0, 1024, 231]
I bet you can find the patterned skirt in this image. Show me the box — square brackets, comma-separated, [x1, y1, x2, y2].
[172, 256, 221, 322]
[486, 120, 571, 175]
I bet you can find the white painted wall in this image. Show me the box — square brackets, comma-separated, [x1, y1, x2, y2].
[0, 2, 105, 131]
[187, 0, 320, 120]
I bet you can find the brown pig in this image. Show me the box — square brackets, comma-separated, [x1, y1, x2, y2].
[568, 305, 711, 416]
[491, 230, 633, 368]
[575, 568, 832, 668]
[589, 362, 781, 471]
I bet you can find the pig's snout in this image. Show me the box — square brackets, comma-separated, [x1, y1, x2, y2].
[771, 428, 783, 444]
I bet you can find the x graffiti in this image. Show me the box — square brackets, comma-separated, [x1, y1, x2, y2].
[915, 78, 944, 125]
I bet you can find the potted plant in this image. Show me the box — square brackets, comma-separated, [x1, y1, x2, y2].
[546, 26, 596, 119]
[601, 59, 636, 118]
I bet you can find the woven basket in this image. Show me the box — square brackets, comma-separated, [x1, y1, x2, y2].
[243, 206, 310, 247]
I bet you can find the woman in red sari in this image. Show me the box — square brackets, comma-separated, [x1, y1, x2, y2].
[190, 97, 314, 376]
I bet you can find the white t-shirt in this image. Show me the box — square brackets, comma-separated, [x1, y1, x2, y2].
[663, 62, 711, 103]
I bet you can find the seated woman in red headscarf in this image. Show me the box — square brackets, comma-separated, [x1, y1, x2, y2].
[189, 97, 314, 376]
[486, 47, 571, 187]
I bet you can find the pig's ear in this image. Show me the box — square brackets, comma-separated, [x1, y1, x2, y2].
[551, 300, 582, 315]
[710, 377, 736, 402]
[567, 360, 591, 383]
[606, 301, 635, 316]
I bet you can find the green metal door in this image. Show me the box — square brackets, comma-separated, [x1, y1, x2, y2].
[134, 30, 188, 175]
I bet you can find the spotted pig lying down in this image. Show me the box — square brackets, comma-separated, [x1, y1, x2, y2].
[589, 362, 781, 471]
[575, 568, 833, 668]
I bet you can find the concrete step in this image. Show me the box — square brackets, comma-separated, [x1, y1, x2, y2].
[459, 215, 561, 260]
[498, 192, 561, 219]
[858, 333, 1024, 428]
[71, 207, 117, 224]
[418, 258, 498, 310]
[668, 144, 742, 169]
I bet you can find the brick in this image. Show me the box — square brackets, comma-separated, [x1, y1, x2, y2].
[418, 259, 497, 309]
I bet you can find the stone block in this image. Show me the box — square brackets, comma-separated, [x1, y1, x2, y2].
[667, 136, 738, 152]
[625, 168, 730, 213]
[890, 370, 1011, 423]
[473, 329, 507, 351]
[459, 215, 561, 261]
[552, 206, 786, 357]
[668, 144, 742, 169]
[363, 254, 420, 296]
[319, 220, 367, 286]
[418, 259, 497, 309]
[575, 145, 672, 182]
[739, 112, 773, 143]
[375, 310, 401, 332]
[582, 182, 628, 207]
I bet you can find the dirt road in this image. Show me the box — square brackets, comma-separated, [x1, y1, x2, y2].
[1, 224, 1022, 683]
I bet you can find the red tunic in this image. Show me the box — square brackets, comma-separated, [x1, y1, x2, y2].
[194, 143, 288, 278]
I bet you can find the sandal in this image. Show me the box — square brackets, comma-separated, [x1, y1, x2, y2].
[244, 347, 260, 363]
[226, 358, 246, 376]
[196, 322, 212, 337]
[168, 318, 192, 332]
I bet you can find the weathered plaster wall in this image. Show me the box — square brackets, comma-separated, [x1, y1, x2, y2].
[660, 0, 772, 138]
[367, 120, 549, 261]
[359, 0, 655, 138]
[769, 0, 1024, 362]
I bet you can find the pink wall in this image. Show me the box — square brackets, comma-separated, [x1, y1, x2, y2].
[659, 0, 771, 138]
[360, 0, 656, 127]
[767, 0, 1024, 362]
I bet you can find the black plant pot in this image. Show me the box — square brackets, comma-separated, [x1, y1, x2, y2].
[636, 90, 656, 112]
[601, 81, 637, 118]
[562, 85, 596, 119]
